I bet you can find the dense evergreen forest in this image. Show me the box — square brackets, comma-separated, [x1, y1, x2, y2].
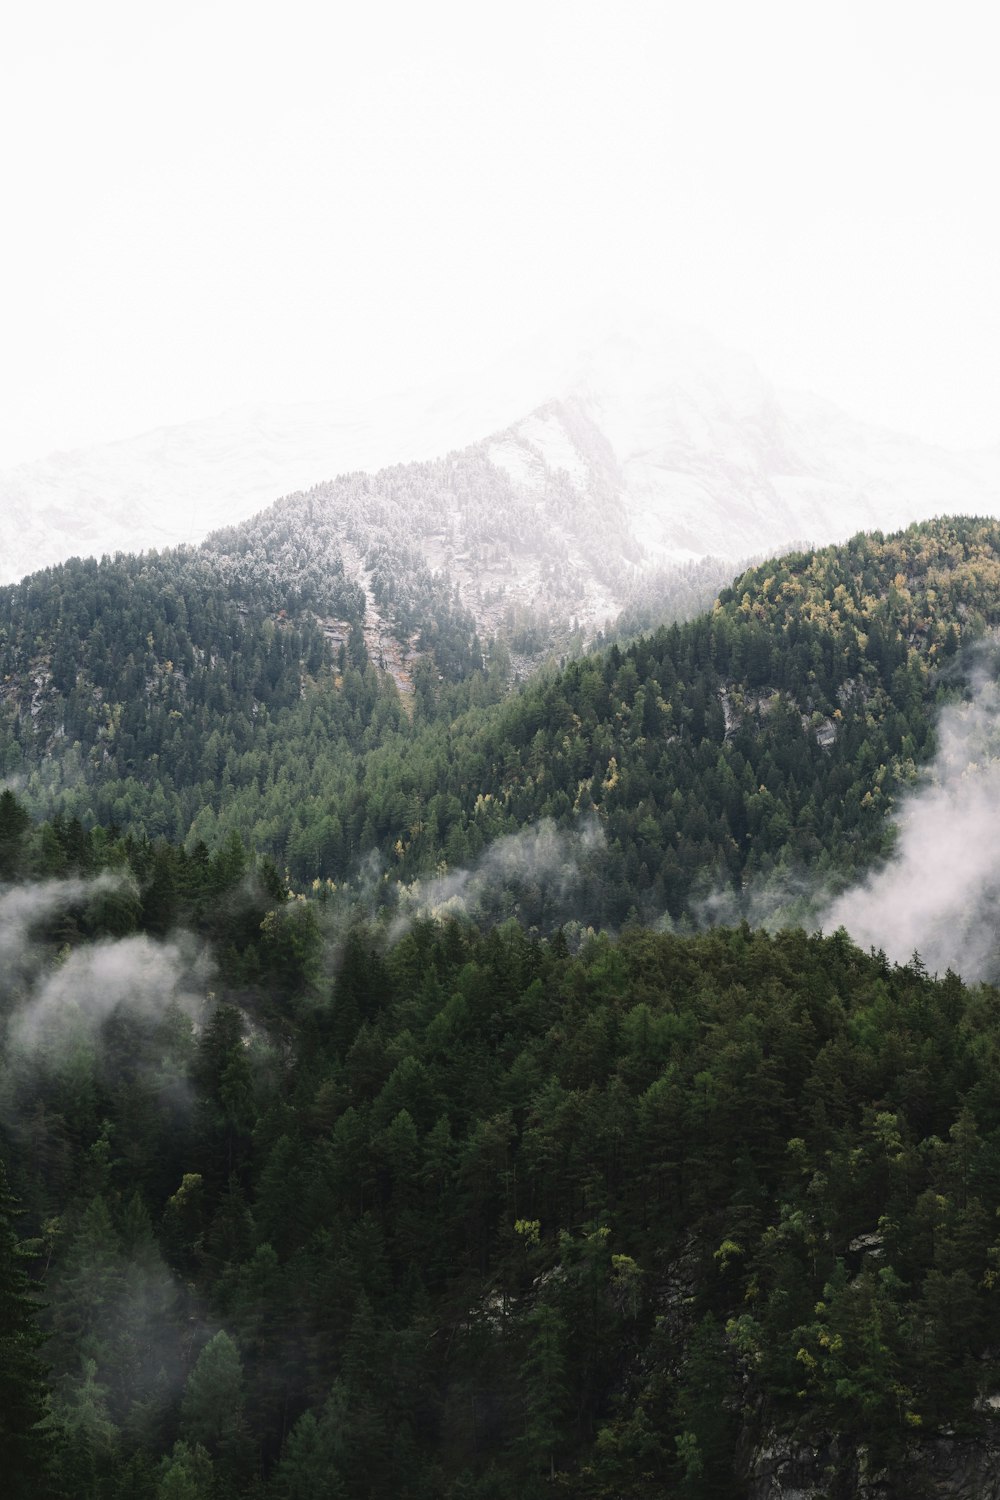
[7, 514, 1000, 1495]
[6, 798, 1000, 1497]
[3, 516, 1000, 922]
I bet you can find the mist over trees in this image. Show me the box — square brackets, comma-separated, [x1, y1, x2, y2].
[5, 809, 1000, 1495]
[7, 515, 1000, 1494]
[3, 516, 1000, 924]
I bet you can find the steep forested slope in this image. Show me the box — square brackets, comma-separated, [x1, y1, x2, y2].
[381, 514, 999, 926]
[6, 515, 998, 929]
[0, 532, 420, 837]
[5, 805, 1000, 1496]
[7, 516, 1000, 1496]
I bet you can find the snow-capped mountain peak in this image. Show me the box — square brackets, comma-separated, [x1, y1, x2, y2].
[1, 317, 997, 608]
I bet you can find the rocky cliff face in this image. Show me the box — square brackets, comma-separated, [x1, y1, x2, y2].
[745, 1426, 1000, 1499]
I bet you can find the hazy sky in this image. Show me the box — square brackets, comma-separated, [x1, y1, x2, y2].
[2, 0, 997, 468]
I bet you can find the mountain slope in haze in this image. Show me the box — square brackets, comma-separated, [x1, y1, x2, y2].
[0, 392, 500, 589]
[3, 322, 997, 643]
[490, 322, 1000, 563]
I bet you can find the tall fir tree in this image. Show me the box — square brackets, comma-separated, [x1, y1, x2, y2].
[0, 1160, 53, 1497]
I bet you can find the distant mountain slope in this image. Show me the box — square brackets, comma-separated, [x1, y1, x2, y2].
[492, 325, 1000, 562]
[0, 394, 491, 587]
[3, 322, 997, 639]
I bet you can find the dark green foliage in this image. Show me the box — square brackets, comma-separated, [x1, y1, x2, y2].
[269, 1399, 346, 1499]
[180, 1330, 252, 1491]
[6, 517, 1000, 919]
[0, 787, 31, 879]
[7, 518, 1000, 1494]
[156, 1441, 215, 1500]
[0, 1162, 53, 1497]
[7, 845, 1000, 1494]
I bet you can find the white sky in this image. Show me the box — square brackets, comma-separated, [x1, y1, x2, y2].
[1, 0, 997, 468]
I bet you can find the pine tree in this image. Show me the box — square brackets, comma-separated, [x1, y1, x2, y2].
[180, 1330, 247, 1452]
[0, 1160, 53, 1497]
[156, 1440, 214, 1500]
[270, 1396, 347, 1500]
[518, 1303, 568, 1488]
[179, 1330, 253, 1492]
[48, 1357, 119, 1500]
[0, 788, 30, 880]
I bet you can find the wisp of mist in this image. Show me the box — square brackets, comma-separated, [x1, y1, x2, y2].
[390, 816, 606, 937]
[0, 874, 210, 1066]
[824, 653, 1000, 980]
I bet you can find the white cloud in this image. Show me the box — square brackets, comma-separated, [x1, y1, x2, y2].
[9, 933, 210, 1062]
[0, 875, 210, 1063]
[825, 658, 1000, 979]
[392, 816, 606, 933]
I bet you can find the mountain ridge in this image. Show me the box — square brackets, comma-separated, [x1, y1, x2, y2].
[5, 512, 1000, 942]
[3, 321, 997, 605]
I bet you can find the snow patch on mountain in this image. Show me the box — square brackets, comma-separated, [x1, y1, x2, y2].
[514, 411, 591, 492]
[1, 316, 997, 600]
[486, 439, 544, 494]
[0, 390, 522, 586]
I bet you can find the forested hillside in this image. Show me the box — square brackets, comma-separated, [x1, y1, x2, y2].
[5, 801, 1000, 1496]
[5, 516, 1000, 929]
[7, 515, 1000, 1496]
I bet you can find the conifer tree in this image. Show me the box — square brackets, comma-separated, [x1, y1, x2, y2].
[180, 1330, 253, 1493]
[156, 1439, 215, 1500]
[270, 1397, 347, 1500]
[180, 1330, 247, 1452]
[0, 1160, 52, 1497]
[0, 788, 30, 880]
